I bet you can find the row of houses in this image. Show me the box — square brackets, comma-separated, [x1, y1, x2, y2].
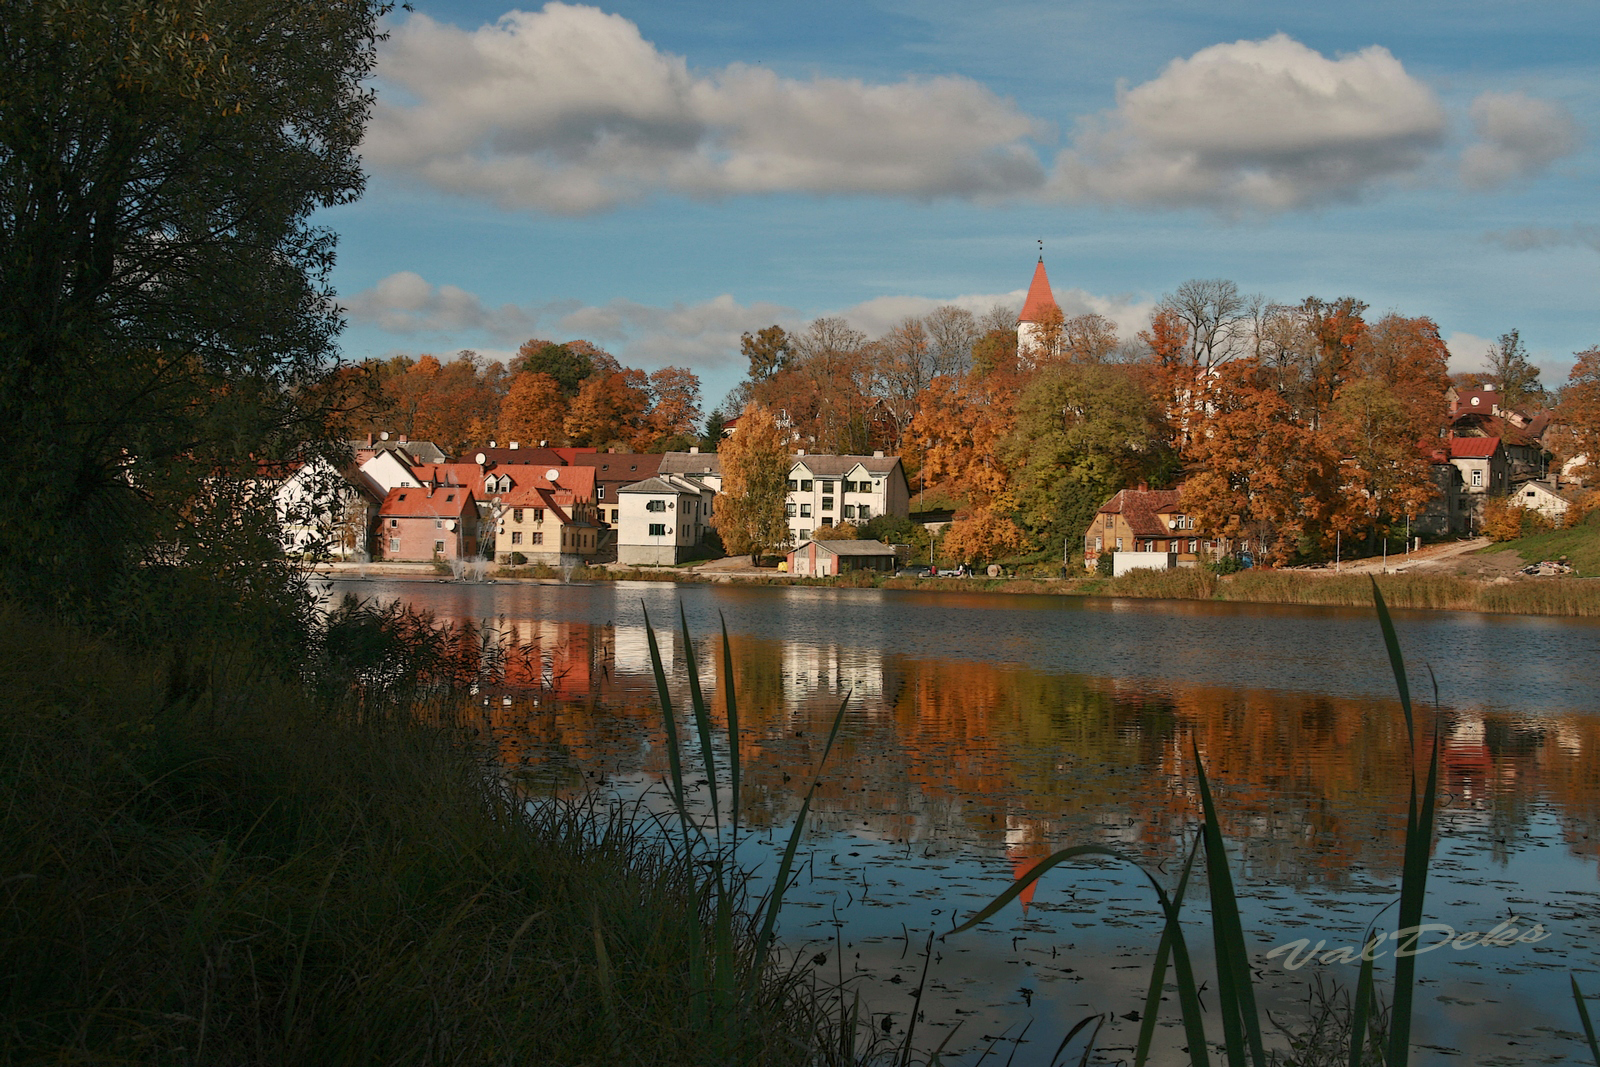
[274, 433, 912, 567]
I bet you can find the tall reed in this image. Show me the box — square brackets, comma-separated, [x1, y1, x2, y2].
[946, 579, 1443, 1066]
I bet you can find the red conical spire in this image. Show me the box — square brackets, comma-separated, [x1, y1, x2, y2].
[1018, 258, 1058, 324]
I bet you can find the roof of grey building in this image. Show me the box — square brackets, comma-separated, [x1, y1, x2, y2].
[789, 454, 902, 478]
[796, 538, 896, 556]
[618, 474, 706, 495]
[658, 452, 722, 476]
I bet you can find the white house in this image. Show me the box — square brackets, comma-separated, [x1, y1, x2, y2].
[616, 474, 715, 565]
[1513, 478, 1578, 524]
[784, 452, 909, 545]
[274, 456, 382, 560]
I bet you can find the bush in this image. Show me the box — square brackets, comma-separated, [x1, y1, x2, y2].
[510, 551, 527, 565]
[1208, 555, 1245, 575]
[1095, 551, 1114, 577]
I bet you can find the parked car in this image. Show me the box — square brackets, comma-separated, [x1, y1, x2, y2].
[895, 566, 935, 578]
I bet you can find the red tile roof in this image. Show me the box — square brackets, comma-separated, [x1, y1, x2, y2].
[378, 486, 475, 519]
[1098, 488, 1185, 538]
[1018, 259, 1058, 324]
[1449, 436, 1502, 459]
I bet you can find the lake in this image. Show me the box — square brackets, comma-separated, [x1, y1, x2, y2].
[322, 576, 1600, 1065]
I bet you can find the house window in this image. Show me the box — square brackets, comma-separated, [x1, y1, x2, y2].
[598, 486, 606, 499]
[532, 508, 545, 522]
[800, 480, 813, 492]
[445, 493, 454, 502]
[786, 502, 797, 516]
[513, 508, 523, 522]
[434, 540, 445, 554]
[857, 506, 869, 521]
[820, 518, 833, 528]
[822, 480, 834, 493]
[647, 499, 666, 512]
[787, 479, 799, 491]
[649, 523, 667, 536]
[800, 503, 811, 517]
[511, 531, 523, 544]
[1115, 537, 1123, 550]
[799, 529, 810, 541]
[1104, 515, 1113, 528]
[531, 532, 543, 545]
[436, 518, 443, 528]
[388, 536, 400, 552]
[388, 518, 398, 528]
[842, 505, 855, 518]
[610, 509, 618, 523]
[821, 496, 834, 511]
[1189, 539, 1198, 553]
[1471, 469, 1483, 487]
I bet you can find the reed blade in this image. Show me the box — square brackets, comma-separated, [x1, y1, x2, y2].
[1135, 835, 1201, 1067]
[1572, 974, 1600, 1066]
[1193, 745, 1267, 1067]
[642, 606, 689, 831]
[679, 604, 720, 829]
[720, 615, 741, 842]
[1347, 933, 1379, 1067]
[1370, 578, 1415, 746]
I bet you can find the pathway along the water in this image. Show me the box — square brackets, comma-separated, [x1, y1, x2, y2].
[326, 577, 1600, 1065]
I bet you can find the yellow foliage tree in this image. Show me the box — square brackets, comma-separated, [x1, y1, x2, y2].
[711, 406, 792, 564]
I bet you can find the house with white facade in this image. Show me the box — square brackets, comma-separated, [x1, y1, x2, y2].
[274, 456, 383, 560]
[616, 474, 715, 565]
[784, 452, 909, 545]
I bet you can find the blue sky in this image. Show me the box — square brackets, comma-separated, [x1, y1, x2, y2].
[328, 0, 1598, 412]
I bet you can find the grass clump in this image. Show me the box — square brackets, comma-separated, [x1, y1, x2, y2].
[1488, 504, 1600, 576]
[0, 602, 816, 1066]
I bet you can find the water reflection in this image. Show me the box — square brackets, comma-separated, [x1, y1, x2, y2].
[327, 579, 1600, 1063]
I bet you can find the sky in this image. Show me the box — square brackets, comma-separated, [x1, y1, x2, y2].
[327, 0, 1599, 413]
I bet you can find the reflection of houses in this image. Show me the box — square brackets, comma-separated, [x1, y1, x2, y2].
[616, 474, 714, 565]
[1084, 487, 1210, 572]
[780, 643, 884, 711]
[377, 485, 477, 561]
[787, 538, 897, 576]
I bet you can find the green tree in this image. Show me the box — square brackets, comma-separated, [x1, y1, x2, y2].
[0, 0, 388, 637]
[1006, 364, 1171, 554]
[512, 340, 594, 397]
[1486, 328, 1544, 413]
[711, 406, 792, 564]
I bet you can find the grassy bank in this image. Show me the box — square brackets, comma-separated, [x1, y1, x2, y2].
[0, 604, 818, 1065]
[1487, 507, 1600, 576]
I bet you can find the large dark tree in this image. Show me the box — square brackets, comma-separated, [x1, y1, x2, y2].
[0, 0, 388, 636]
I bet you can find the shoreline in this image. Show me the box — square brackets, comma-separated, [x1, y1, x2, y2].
[311, 558, 1600, 618]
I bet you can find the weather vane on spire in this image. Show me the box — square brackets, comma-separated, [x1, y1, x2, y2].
[1037, 237, 1044, 261]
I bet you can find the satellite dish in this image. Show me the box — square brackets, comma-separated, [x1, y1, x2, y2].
[475, 452, 487, 465]
[447, 520, 458, 531]
[379, 431, 389, 441]
[546, 468, 562, 483]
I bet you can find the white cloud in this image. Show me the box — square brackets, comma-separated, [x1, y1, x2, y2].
[1048, 34, 1448, 212]
[344, 271, 540, 341]
[1460, 91, 1581, 190]
[1444, 331, 1497, 374]
[365, 4, 1047, 214]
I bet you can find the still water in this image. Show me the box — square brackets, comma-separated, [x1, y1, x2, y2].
[324, 577, 1600, 1065]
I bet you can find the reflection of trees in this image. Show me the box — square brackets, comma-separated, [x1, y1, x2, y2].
[452, 619, 1600, 883]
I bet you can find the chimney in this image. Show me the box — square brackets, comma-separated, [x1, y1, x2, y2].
[1137, 480, 1149, 492]
[796, 448, 806, 456]
[608, 447, 616, 453]
[398, 434, 408, 444]
[873, 450, 884, 459]
[365, 432, 374, 448]
[689, 446, 699, 454]
[509, 441, 519, 450]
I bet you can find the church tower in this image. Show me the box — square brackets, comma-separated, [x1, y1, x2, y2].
[1016, 255, 1058, 358]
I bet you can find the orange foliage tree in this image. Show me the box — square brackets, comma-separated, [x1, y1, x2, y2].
[498, 371, 565, 447]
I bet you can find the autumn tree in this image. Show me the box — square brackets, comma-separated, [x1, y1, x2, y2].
[1555, 346, 1600, 482]
[498, 371, 565, 447]
[924, 305, 979, 378]
[564, 358, 651, 449]
[943, 510, 1027, 566]
[1327, 377, 1437, 549]
[712, 406, 792, 564]
[645, 366, 702, 449]
[1180, 359, 1340, 566]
